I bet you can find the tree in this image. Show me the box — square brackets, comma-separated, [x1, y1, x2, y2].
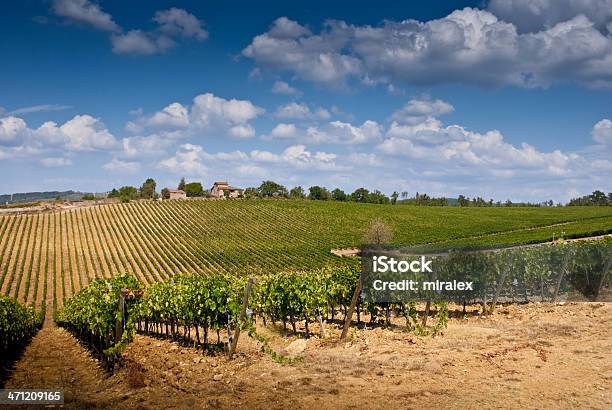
[368, 190, 390, 204]
[458, 195, 469, 207]
[363, 218, 393, 245]
[290, 186, 305, 199]
[308, 186, 330, 200]
[590, 190, 607, 205]
[81, 194, 95, 201]
[390, 191, 399, 204]
[140, 178, 157, 199]
[117, 186, 138, 203]
[161, 188, 170, 200]
[258, 180, 288, 198]
[568, 190, 612, 206]
[108, 188, 119, 198]
[350, 188, 370, 203]
[178, 177, 186, 191]
[185, 182, 204, 197]
[243, 187, 258, 199]
[331, 188, 347, 201]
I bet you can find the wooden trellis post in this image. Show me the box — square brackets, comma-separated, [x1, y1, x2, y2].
[340, 275, 362, 341]
[228, 278, 254, 358]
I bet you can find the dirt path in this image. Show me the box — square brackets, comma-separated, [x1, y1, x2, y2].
[4, 322, 133, 408]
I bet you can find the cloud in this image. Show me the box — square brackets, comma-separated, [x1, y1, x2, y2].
[52, 0, 120, 32]
[129, 93, 264, 139]
[267, 123, 300, 139]
[267, 17, 311, 39]
[244, 9, 612, 88]
[487, 0, 612, 33]
[348, 153, 382, 167]
[103, 158, 141, 173]
[0, 116, 27, 143]
[274, 102, 330, 120]
[263, 118, 382, 145]
[34, 115, 117, 151]
[0, 145, 42, 160]
[119, 134, 175, 158]
[242, 18, 362, 85]
[41, 157, 72, 167]
[6, 104, 72, 116]
[390, 99, 454, 124]
[147, 102, 190, 128]
[158, 143, 208, 176]
[153, 7, 208, 41]
[159, 142, 346, 182]
[271, 80, 301, 96]
[111, 30, 175, 55]
[52, 2, 207, 56]
[592, 118, 612, 144]
[190, 93, 263, 138]
[250, 144, 344, 171]
[306, 120, 382, 144]
[377, 101, 582, 178]
[111, 8, 207, 55]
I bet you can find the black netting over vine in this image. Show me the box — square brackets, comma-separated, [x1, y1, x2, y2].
[361, 240, 611, 304]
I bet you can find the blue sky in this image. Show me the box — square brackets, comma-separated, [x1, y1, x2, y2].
[1, 0, 611, 202]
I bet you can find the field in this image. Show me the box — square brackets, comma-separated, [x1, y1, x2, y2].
[1, 200, 611, 310]
[1, 200, 611, 409]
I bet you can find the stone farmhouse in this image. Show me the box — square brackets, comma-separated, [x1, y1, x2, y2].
[210, 181, 243, 199]
[167, 189, 187, 200]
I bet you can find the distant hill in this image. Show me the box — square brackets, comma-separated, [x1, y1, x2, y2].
[0, 191, 106, 204]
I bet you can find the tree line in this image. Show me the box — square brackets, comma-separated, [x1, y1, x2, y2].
[105, 178, 610, 207]
[160, 177, 207, 199]
[243, 181, 399, 204]
[568, 190, 612, 206]
[108, 177, 210, 202]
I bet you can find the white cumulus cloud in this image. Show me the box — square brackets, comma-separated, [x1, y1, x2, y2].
[34, 115, 117, 151]
[103, 158, 141, 173]
[271, 80, 301, 96]
[128, 93, 264, 139]
[111, 30, 175, 55]
[52, 0, 120, 32]
[244, 8, 612, 88]
[0, 116, 27, 143]
[592, 118, 612, 144]
[153, 7, 208, 40]
[488, 0, 612, 33]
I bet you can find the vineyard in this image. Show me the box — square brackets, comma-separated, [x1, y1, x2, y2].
[0, 199, 611, 312]
[52, 238, 609, 369]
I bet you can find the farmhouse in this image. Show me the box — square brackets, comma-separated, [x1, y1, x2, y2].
[167, 189, 187, 200]
[210, 181, 243, 198]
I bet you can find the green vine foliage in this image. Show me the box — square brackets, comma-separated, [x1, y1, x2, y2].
[251, 266, 360, 332]
[0, 296, 41, 353]
[133, 273, 245, 348]
[55, 273, 143, 364]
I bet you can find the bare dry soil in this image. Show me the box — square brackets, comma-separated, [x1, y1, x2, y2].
[6, 302, 611, 409]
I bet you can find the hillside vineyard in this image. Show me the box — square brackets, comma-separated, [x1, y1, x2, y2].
[0, 200, 611, 309]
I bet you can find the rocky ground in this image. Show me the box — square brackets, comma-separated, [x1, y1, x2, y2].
[5, 302, 611, 409]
